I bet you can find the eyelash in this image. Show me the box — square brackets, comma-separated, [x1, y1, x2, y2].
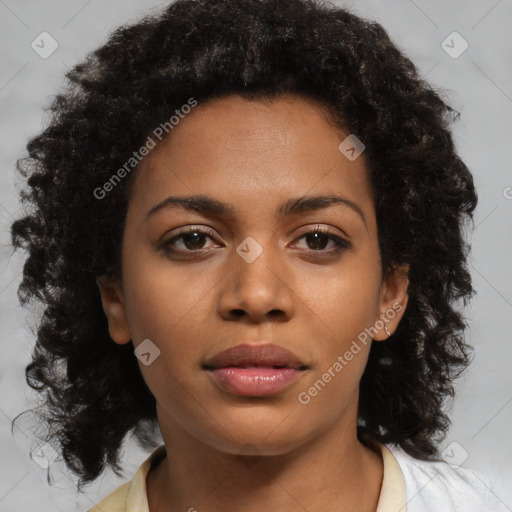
[159, 225, 351, 256]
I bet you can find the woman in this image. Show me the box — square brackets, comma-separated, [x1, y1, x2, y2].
[10, 0, 506, 510]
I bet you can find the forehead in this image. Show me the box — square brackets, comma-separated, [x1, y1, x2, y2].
[130, 94, 374, 224]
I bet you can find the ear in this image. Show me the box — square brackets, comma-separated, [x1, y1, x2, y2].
[96, 275, 132, 345]
[372, 263, 409, 341]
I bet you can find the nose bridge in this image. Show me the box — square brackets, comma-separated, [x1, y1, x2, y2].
[220, 232, 293, 320]
[235, 233, 281, 296]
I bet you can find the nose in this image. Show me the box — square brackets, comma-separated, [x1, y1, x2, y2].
[217, 239, 295, 323]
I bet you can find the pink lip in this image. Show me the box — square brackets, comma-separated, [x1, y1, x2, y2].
[203, 343, 308, 397]
[208, 367, 304, 396]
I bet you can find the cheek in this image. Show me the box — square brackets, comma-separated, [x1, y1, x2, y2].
[299, 256, 382, 346]
[294, 271, 377, 417]
[122, 254, 221, 391]
[122, 250, 217, 343]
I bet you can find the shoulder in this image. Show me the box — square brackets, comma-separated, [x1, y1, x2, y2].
[86, 444, 166, 512]
[86, 480, 130, 512]
[385, 443, 510, 512]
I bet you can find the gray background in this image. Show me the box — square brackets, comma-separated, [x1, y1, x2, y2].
[1, 0, 511, 510]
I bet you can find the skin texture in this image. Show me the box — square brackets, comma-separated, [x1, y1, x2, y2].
[97, 94, 409, 512]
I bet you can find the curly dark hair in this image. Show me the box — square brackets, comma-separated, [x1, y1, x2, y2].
[10, 0, 477, 491]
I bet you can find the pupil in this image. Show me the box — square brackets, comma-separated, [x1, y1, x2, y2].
[307, 232, 328, 250]
[184, 231, 205, 250]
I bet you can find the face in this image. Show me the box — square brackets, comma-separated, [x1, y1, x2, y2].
[98, 94, 408, 457]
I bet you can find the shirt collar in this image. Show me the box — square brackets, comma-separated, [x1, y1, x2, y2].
[362, 434, 408, 512]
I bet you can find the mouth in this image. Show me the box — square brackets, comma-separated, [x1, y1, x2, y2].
[202, 343, 308, 370]
[203, 343, 308, 397]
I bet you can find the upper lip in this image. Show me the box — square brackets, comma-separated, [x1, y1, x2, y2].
[203, 343, 308, 370]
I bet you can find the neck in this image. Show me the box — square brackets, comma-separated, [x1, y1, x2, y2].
[147, 401, 383, 512]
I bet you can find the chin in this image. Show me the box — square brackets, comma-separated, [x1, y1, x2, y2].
[201, 412, 311, 457]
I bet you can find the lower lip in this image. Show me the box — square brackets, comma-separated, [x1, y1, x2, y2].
[207, 367, 304, 396]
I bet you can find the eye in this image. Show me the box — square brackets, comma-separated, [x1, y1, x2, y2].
[292, 225, 351, 255]
[159, 226, 219, 253]
[159, 224, 351, 256]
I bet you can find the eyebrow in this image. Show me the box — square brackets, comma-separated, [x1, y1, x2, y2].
[146, 193, 367, 228]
